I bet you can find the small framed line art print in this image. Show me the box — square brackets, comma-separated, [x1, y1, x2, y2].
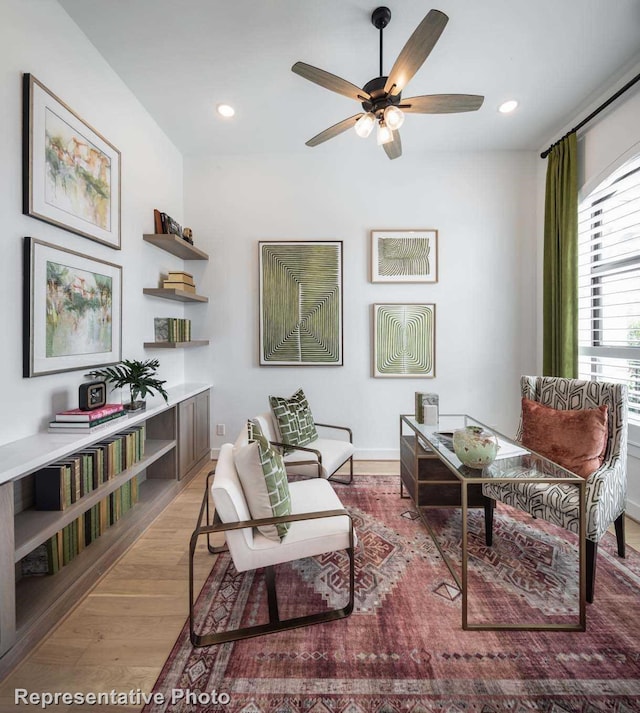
[373, 303, 435, 378]
[23, 238, 122, 377]
[259, 241, 343, 365]
[371, 229, 438, 283]
[22, 73, 121, 249]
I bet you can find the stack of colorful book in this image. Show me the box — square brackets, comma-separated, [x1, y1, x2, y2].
[163, 271, 196, 294]
[48, 403, 127, 433]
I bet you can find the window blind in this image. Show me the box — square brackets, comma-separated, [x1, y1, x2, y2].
[578, 153, 640, 420]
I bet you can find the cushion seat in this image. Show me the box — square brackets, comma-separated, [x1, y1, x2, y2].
[482, 480, 581, 534]
[237, 411, 354, 482]
[284, 438, 355, 479]
[245, 479, 356, 567]
[212, 444, 355, 572]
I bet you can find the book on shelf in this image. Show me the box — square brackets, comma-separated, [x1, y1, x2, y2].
[55, 403, 124, 422]
[154, 317, 169, 341]
[154, 317, 192, 342]
[153, 209, 184, 238]
[34, 426, 147, 511]
[162, 280, 196, 292]
[166, 270, 193, 281]
[48, 410, 127, 431]
[153, 208, 165, 234]
[35, 462, 73, 510]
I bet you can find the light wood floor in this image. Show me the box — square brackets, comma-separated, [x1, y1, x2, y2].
[0, 460, 638, 712]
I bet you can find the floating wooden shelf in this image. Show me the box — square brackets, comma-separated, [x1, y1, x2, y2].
[143, 233, 209, 260]
[144, 340, 210, 349]
[143, 288, 208, 303]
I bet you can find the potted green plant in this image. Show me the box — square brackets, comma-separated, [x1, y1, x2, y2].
[89, 358, 169, 412]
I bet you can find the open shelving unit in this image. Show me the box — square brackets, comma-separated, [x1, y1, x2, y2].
[0, 383, 211, 675]
[143, 232, 210, 348]
[14, 439, 175, 561]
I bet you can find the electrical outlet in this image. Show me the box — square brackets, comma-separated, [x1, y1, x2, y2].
[216, 424, 226, 436]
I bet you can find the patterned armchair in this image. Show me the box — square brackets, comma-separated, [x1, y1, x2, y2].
[482, 376, 628, 603]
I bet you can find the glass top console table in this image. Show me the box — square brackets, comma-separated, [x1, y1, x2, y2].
[400, 414, 586, 631]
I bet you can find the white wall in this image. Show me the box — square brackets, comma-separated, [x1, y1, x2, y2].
[0, 0, 187, 447]
[185, 149, 538, 457]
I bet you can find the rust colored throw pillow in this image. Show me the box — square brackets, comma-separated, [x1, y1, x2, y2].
[521, 398, 608, 479]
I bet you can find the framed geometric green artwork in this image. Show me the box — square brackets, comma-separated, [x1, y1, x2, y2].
[371, 229, 438, 283]
[373, 303, 435, 377]
[23, 237, 122, 377]
[259, 241, 343, 366]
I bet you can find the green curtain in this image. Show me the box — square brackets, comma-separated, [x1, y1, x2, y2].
[543, 133, 578, 378]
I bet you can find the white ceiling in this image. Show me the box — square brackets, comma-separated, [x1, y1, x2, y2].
[58, 0, 640, 158]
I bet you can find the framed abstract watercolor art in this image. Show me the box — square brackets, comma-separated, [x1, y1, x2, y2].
[23, 238, 122, 377]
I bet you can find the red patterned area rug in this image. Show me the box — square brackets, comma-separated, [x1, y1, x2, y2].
[144, 476, 640, 713]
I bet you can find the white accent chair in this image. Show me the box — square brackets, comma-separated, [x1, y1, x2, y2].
[237, 412, 355, 484]
[189, 443, 355, 646]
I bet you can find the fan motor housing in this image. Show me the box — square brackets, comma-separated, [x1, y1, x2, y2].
[361, 76, 401, 115]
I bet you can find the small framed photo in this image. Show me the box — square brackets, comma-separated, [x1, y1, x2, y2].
[23, 74, 121, 249]
[23, 238, 122, 377]
[371, 229, 438, 283]
[373, 303, 435, 378]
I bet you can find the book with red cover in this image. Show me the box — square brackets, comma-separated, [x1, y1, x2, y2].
[55, 403, 124, 422]
[49, 411, 127, 431]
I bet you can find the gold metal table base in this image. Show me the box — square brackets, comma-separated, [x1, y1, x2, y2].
[419, 480, 586, 632]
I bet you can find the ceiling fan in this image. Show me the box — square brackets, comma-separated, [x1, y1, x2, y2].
[291, 7, 484, 160]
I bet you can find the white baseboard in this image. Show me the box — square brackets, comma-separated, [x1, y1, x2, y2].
[354, 449, 399, 460]
[626, 499, 640, 522]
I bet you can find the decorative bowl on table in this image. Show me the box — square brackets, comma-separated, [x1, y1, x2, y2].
[452, 425, 499, 468]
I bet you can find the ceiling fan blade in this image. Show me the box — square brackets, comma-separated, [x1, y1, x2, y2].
[383, 131, 402, 160]
[384, 9, 449, 96]
[401, 94, 484, 114]
[305, 114, 364, 147]
[292, 62, 371, 102]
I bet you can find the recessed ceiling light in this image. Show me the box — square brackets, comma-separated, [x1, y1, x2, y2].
[217, 104, 235, 118]
[498, 100, 518, 114]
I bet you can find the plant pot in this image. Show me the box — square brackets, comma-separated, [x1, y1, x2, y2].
[452, 425, 498, 469]
[124, 400, 146, 413]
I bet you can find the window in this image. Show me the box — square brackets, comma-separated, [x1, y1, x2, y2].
[578, 153, 640, 422]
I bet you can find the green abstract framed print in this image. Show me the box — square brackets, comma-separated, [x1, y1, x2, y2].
[371, 230, 438, 283]
[259, 241, 343, 366]
[373, 303, 435, 377]
[23, 237, 122, 377]
[23, 73, 121, 249]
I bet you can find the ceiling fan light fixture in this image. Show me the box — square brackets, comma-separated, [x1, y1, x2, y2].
[354, 112, 376, 138]
[384, 105, 405, 130]
[377, 121, 393, 146]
